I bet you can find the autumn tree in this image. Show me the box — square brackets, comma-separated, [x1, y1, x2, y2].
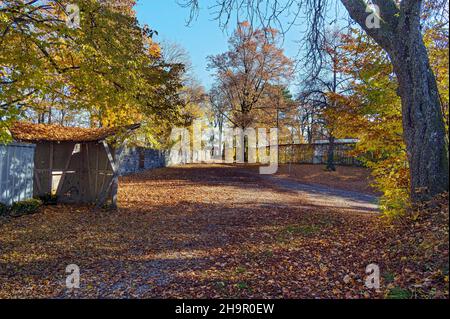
[333, 20, 448, 214]
[209, 84, 228, 158]
[184, 0, 449, 201]
[294, 102, 319, 144]
[331, 29, 408, 213]
[159, 40, 210, 151]
[298, 28, 354, 171]
[0, 0, 184, 144]
[256, 84, 297, 144]
[208, 22, 294, 129]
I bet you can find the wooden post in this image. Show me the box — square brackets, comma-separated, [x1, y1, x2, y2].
[56, 144, 75, 196]
[79, 143, 87, 202]
[94, 143, 99, 199]
[85, 143, 92, 202]
[48, 142, 54, 194]
[96, 141, 119, 209]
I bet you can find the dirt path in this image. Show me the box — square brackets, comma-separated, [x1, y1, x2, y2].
[258, 174, 379, 213]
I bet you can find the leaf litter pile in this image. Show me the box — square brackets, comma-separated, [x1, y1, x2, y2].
[0, 165, 448, 298]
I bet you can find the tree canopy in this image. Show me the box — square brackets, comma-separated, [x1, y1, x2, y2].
[1, 0, 184, 144]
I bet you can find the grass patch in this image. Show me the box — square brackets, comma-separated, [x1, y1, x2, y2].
[275, 224, 321, 243]
[261, 250, 274, 258]
[235, 282, 248, 290]
[215, 281, 227, 289]
[235, 266, 246, 274]
[386, 287, 412, 299]
[284, 224, 320, 236]
[382, 272, 395, 284]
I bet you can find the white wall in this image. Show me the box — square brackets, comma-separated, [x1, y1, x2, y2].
[0, 143, 35, 205]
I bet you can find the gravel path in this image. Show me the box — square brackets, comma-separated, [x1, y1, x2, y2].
[255, 173, 380, 213]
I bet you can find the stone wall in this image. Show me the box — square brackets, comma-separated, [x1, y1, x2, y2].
[117, 147, 168, 176]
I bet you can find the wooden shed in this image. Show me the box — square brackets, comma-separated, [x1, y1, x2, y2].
[9, 122, 140, 208]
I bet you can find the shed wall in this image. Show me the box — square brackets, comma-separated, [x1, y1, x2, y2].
[0, 143, 35, 205]
[33, 141, 114, 205]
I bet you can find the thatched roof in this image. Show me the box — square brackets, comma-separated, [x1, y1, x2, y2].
[10, 122, 140, 143]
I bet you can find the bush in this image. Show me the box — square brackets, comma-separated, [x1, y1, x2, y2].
[366, 152, 411, 218]
[0, 202, 9, 216]
[10, 199, 43, 217]
[38, 193, 58, 205]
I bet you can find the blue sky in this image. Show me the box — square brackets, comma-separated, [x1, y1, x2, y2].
[135, 0, 305, 90]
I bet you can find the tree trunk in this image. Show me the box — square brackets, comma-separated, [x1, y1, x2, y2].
[307, 126, 312, 144]
[341, 0, 449, 201]
[390, 34, 449, 200]
[47, 107, 52, 124]
[326, 135, 336, 171]
[218, 120, 223, 160]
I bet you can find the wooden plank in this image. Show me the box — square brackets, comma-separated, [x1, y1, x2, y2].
[56, 144, 75, 195]
[102, 141, 117, 173]
[48, 142, 53, 193]
[85, 143, 92, 202]
[106, 142, 119, 209]
[10, 144, 16, 201]
[79, 143, 86, 201]
[96, 177, 114, 208]
[94, 144, 99, 198]
[96, 141, 119, 209]
[98, 144, 109, 203]
[34, 171, 42, 195]
[110, 172, 118, 209]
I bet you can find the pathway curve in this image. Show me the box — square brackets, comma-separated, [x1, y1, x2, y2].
[253, 172, 380, 213]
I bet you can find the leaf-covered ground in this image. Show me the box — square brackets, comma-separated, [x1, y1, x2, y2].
[0, 165, 447, 298]
[272, 164, 377, 195]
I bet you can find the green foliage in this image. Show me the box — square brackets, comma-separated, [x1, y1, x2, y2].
[235, 282, 248, 290]
[382, 272, 395, 284]
[215, 281, 227, 289]
[334, 23, 448, 217]
[0, 111, 17, 143]
[1, 0, 184, 142]
[334, 30, 410, 216]
[235, 266, 247, 274]
[0, 202, 9, 216]
[370, 155, 411, 218]
[386, 287, 412, 299]
[10, 199, 43, 217]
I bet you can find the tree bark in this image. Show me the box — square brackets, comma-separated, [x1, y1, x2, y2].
[390, 32, 448, 200]
[218, 118, 224, 160]
[341, 0, 449, 201]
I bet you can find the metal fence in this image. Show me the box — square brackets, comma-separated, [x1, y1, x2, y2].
[278, 143, 362, 166]
[0, 143, 35, 205]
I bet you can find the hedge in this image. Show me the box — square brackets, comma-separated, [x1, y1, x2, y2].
[7, 199, 43, 217]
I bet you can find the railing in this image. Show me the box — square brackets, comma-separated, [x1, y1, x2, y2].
[278, 143, 362, 166]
